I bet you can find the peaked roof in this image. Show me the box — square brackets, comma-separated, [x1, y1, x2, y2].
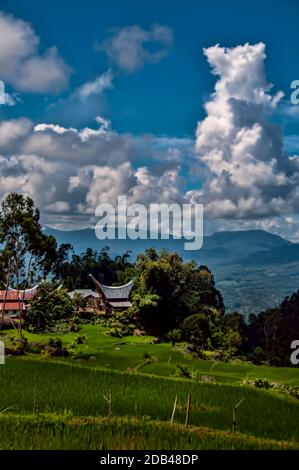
[97, 280, 134, 300]
[8, 284, 39, 295]
[68, 289, 100, 299]
[89, 274, 134, 301]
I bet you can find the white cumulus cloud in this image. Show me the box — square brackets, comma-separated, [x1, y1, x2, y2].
[0, 11, 71, 93]
[192, 42, 299, 220]
[0, 116, 190, 228]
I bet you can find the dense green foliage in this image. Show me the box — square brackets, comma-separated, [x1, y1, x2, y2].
[26, 282, 74, 331]
[53, 245, 135, 289]
[0, 193, 57, 288]
[247, 291, 299, 366]
[129, 249, 224, 336]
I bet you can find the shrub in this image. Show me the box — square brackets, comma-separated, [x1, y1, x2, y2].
[107, 327, 123, 338]
[44, 320, 80, 334]
[175, 364, 193, 380]
[3, 337, 27, 356]
[289, 386, 299, 399]
[247, 347, 270, 365]
[26, 342, 43, 354]
[106, 320, 135, 337]
[245, 378, 299, 400]
[42, 345, 69, 357]
[41, 337, 68, 357]
[48, 338, 62, 348]
[254, 378, 271, 389]
[166, 329, 182, 347]
[73, 335, 86, 345]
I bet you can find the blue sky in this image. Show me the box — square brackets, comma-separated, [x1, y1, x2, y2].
[1, 0, 298, 136]
[1, 0, 299, 239]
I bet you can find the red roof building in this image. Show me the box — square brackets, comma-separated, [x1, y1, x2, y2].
[0, 289, 35, 317]
[0, 291, 33, 301]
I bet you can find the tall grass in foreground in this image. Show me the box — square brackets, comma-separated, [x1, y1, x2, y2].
[1, 358, 299, 443]
[0, 415, 297, 450]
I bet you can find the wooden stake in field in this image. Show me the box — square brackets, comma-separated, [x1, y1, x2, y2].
[185, 393, 192, 427]
[104, 389, 112, 417]
[232, 398, 244, 434]
[170, 395, 178, 423]
[33, 384, 36, 413]
[32, 384, 39, 414]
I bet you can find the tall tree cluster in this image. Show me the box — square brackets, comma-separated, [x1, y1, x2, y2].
[0, 193, 57, 289]
[0, 193, 58, 331]
[247, 291, 299, 366]
[52, 246, 135, 289]
[129, 248, 224, 337]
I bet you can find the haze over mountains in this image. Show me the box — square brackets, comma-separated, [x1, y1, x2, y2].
[45, 227, 299, 315]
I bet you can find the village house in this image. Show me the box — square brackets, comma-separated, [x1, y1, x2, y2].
[0, 286, 38, 317]
[89, 274, 134, 313]
[69, 275, 134, 314]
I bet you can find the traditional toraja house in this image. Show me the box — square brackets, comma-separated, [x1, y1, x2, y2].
[0, 291, 26, 317]
[0, 285, 38, 317]
[89, 274, 134, 313]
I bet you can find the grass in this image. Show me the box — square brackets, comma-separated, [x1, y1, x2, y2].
[0, 414, 297, 450]
[1, 325, 299, 449]
[1, 358, 299, 444]
[3, 324, 299, 385]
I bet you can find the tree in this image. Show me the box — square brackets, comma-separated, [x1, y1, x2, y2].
[246, 290, 299, 366]
[0, 193, 57, 280]
[26, 282, 74, 331]
[167, 329, 182, 347]
[52, 243, 73, 282]
[212, 328, 243, 359]
[182, 314, 211, 354]
[220, 311, 247, 355]
[52, 245, 134, 290]
[180, 307, 246, 359]
[0, 193, 57, 331]
[131, 249, 224, 336]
